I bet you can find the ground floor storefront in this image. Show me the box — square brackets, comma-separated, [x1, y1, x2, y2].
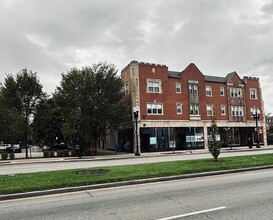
[115, 121, 266, 153]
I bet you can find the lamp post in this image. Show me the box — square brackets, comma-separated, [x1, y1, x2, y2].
[251, 107, 261, 148]
[133, 106, 140, 156]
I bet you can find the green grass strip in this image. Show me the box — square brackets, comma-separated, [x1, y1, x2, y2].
[1, 153, 273, 195]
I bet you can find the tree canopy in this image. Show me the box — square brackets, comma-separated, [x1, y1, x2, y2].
[0, 69, 46, 157]
[32, 97, 64, 146]
[57, 62, 128, 155]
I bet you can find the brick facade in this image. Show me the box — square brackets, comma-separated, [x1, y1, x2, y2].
[120, 61, 267, 153]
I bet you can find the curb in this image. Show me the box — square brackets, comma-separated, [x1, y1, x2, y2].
[1, 165, 273, 201]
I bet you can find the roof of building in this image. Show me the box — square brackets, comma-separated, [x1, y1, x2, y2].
[204, 75, 226, 83]
[168, 71, 236, 83]
[168, 70, 245, 84]
[168, 71, 181, 78]
[225, 72, 235, 82]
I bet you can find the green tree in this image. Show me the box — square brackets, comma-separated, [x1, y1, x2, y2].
[208, 115, 221, 161]
[267, 125, 273, 145]
[32, 97, 65, 146]
[1, 80, 25, 144]
[57, 62, 128, 156]
[266, 113, 273, 145]
[1, 69, 46, 158]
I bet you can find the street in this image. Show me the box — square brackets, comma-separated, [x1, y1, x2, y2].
[1, 148, 273, 175]
[1, 169, 273, 220]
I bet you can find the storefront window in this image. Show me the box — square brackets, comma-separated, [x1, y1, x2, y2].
[186, 127, 204, 148]
[140, 127, 205, 152]
[156, 128, 169, 149]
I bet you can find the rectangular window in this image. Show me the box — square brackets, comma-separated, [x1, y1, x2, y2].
[231, 106, 244, 116]
[189, 83, 199, 95]
[193, 84, 199, 95]
[176, 83, 181, 93]
[221, 105, 226, 115]
[230, 87, 243, 98]
[147, 103, 163, 115]
[239, 106, 244, 116]
[237, 88, 242, 98]
[189, 84, 193, 95]
[190, 104, 200, 115]
[250, 88, 257, 99]
[206, 85, 212, 96]
[176, 103, 182, 114]
[230, 88, 233, 97]
[124, 83, 129, 95]
[147, 80, 161, 93]
[206, 105, 213, 116]
[220, 87, 225, 96]
[230, 87, 237, 97]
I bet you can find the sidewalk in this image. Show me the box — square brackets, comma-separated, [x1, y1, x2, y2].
[1, 145, 272, 166]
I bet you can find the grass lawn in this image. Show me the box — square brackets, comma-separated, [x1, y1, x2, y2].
[1, 153, 273, 195]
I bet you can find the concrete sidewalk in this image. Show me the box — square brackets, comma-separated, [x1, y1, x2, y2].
[1, 145, 272, 166]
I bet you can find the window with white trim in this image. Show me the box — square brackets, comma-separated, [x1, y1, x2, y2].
[189, 83, 199, 95]
[220, 87, 225, 96]
[230, 87, 243, 98]
[147, 80, 161, 93]
[231, 106, 244, 116]
[206, 85, 212, 96]
[250, 88, 257, 99]
[206, 105, 213, 116]
[176, 103, 183, 114]
[190, 104, 200, 115]
[238, 88, 242, 98]
[176, 83, 181, 93]
[147, 103, 163, 115]
[221, 105, 226, 115]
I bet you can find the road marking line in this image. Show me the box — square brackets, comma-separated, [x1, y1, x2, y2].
[156, 206, 226, 220]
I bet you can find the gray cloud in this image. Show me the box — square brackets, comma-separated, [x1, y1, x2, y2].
[0, 0, 272, 113]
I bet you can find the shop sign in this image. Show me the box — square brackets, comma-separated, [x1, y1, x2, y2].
[150, 137, 157, 145]
[195, 136, 203, 142]
[169, 141, 176, 148]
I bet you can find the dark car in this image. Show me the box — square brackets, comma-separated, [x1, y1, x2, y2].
[49, 143, 71, 151]
[6, 144, 21, 153]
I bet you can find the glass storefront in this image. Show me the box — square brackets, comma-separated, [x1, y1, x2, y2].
[209, 127, 262, 148]
[140, 127, 205, 152]
[117, 126, 264, 153]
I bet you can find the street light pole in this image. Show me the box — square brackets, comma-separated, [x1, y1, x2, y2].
[252, 107, 261, 148]
[133, 106, 140, 156]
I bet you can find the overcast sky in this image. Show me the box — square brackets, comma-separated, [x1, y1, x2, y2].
[0, 0, 272, 114]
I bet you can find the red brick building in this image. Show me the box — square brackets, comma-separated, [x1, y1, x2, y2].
[119, 61, 267, 153]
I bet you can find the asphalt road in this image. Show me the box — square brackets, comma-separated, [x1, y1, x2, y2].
[1, 169, 273, 220]
[1, 149, 273, 175]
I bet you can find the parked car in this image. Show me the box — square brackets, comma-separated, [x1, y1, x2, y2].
[49, 143, 71, 151]
[6, 144, 21, 153]
[0, 144, 11, 152]
[41, 145, 49, 151]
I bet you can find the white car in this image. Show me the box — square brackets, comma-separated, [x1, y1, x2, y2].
[42, 145, 50, 151]
[0, 144, 11, 151]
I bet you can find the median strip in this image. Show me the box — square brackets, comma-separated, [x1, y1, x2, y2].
[1, 153, 273, 200]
